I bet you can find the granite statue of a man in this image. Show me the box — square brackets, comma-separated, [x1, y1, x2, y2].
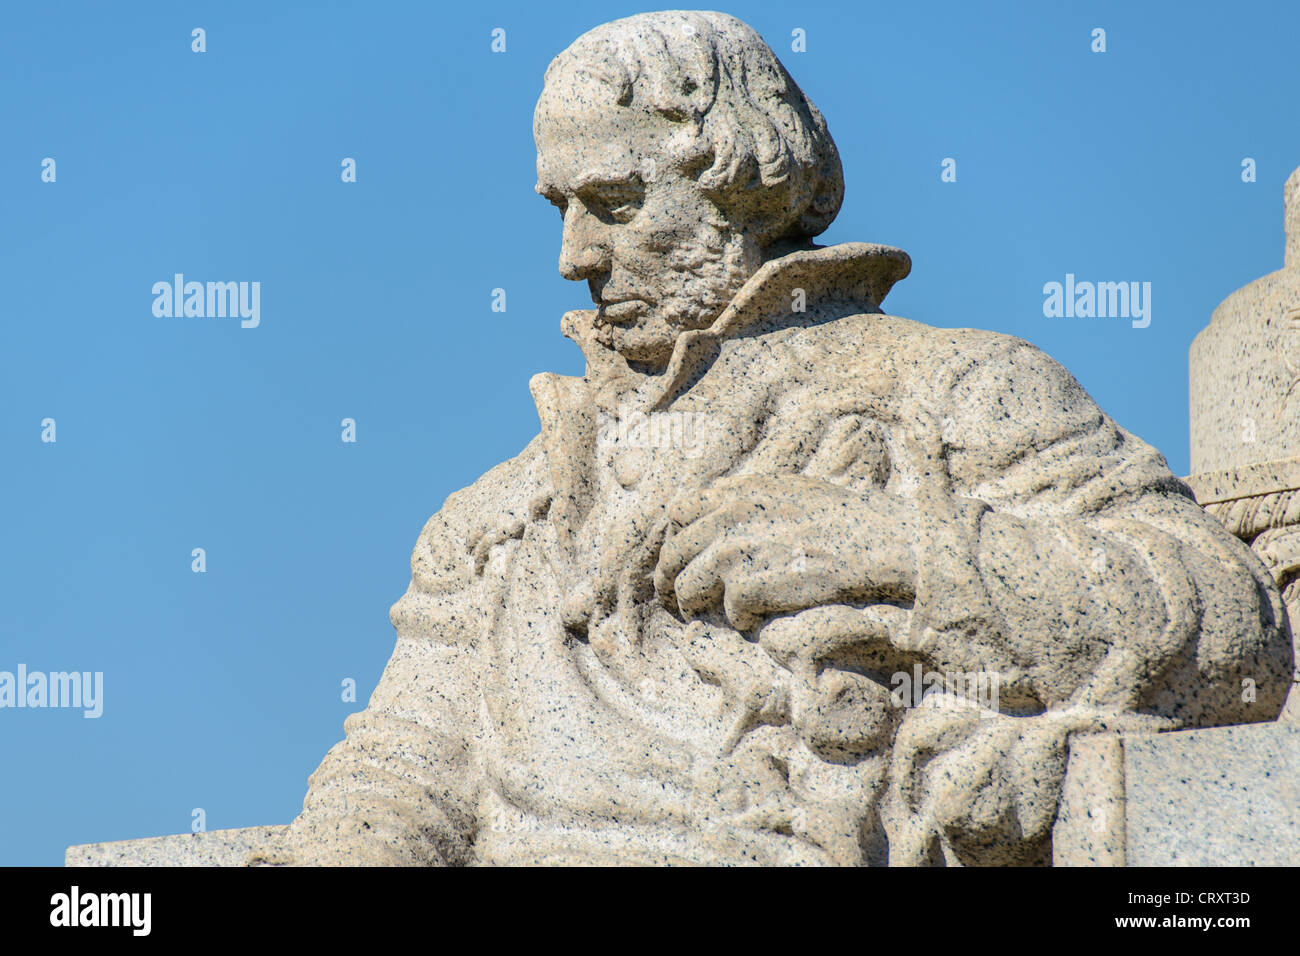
[261, 11, 1294, 866]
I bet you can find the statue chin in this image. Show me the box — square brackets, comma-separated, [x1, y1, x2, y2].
[600, 317, 684, 369]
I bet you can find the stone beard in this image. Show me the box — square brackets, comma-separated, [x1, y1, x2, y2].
[261, 11, 1294, 867]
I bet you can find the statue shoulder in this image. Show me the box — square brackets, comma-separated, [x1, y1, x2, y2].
[408, 433, 551, 594]
[800, 314, 1116, 454]
[440, 432, 549, 523]
[833, 316, 1078, 398]
[778, 313, 1045, 386]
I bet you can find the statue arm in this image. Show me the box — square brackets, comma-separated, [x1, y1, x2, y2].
[873, 336, 1293, 866]
[916, 335, 1292, 724]
[272, 566, 484, 866]
[257, 438, 549, 866]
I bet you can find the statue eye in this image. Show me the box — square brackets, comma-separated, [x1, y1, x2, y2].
[607, 200, 642, 223]
[581, 181, 645, 224]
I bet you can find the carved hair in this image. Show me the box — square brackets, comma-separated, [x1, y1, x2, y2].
[543, 10, 844, 246]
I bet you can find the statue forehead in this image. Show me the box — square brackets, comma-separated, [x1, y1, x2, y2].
[533, 68, 676, 190]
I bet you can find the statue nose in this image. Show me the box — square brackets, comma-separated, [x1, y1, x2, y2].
[558, 202, 609, 280]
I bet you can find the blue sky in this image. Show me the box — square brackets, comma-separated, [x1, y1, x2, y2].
[3, 0, 1299, 864]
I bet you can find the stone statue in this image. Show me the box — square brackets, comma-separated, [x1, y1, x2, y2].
[259, 11, 1293, 866]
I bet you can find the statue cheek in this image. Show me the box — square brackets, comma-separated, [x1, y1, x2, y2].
[619, 222, 681, 261]
[607, 228, 652, 268]
[632, 194, 709, 253]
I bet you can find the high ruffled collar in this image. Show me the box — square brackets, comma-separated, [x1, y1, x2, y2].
[558, 242, 911, 412]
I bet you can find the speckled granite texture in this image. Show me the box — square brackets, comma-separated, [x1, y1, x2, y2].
[1185, 456, 1300, 506]
[70, 723, 1300, 866]
[69, 10, 1297, 867]
[1054, 725, 1300, 866]
[66, 827, 287, 867]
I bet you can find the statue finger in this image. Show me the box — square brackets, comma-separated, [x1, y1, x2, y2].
[657, 508, 747, 594]
[674, 540, 747, 619]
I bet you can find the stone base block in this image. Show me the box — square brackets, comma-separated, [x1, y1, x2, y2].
[1054, 722, 1300, 866]
[66, 825, 288, 867]
[68, 724, 1298, 866]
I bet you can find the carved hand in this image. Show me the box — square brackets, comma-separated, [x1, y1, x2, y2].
[654, 474, 919, 632]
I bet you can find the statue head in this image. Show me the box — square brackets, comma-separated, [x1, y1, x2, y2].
[534, 10, 844, 368]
